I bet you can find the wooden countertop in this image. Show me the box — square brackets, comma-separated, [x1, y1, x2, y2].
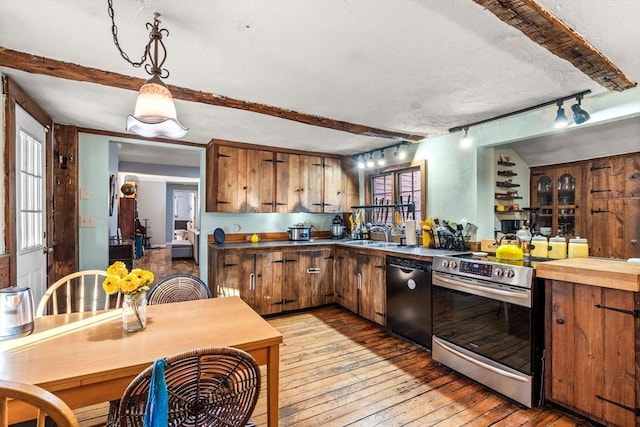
[536, 258, 640, 292]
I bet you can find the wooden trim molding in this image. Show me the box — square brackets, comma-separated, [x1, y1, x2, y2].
[3, 76, 52, 126]
[2, 76, 55, 286]
[0, 254, 10, 288]
[77, 127, 207, 148]
[0, 46, 424, 142]
[52, 125, 79, 279]
[207, 138, 346, 159]
[474, 0, 636, 91]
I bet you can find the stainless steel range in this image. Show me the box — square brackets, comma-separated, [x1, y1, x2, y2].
[431, 255, 545, 408]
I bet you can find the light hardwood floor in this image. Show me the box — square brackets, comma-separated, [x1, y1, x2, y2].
[76, 305, 592, 426]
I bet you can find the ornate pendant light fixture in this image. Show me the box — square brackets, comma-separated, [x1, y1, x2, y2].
[108, 1, 188, 139]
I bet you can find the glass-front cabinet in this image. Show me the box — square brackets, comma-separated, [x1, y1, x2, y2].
[556, 173, 577, 236]
[535, 174, 553, 233]
[530, 166, 581, 237]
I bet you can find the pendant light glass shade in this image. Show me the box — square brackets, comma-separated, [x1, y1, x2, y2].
[126, 75, 188, 138]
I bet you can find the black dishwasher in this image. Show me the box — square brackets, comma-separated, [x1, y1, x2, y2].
[386, 256, 432, 348]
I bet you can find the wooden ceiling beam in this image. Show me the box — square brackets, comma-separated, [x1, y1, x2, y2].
[474, 0, 637, 91]
[0, 46, 423, 142]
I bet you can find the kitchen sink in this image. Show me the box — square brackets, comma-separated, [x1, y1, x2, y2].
[343, 240, 400, 248]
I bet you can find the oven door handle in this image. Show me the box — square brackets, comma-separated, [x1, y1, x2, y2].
[433, 274, 528, 300]
[434, 337, 529, 383]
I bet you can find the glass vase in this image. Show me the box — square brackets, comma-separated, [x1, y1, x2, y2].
[122, 291, 147, 332]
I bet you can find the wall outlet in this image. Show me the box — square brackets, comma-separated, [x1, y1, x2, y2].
[80, 215, 95, 228]
[80, 188, 90, 200]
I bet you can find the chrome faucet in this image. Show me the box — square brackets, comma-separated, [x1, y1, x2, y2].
[369, 225, 390, 242]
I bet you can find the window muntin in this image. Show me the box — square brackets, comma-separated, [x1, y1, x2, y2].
[368, 163, 424, 225]
[18, 130, 44, 252]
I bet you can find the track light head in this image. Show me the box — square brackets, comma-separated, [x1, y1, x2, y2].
[377, 149, 386, 166]
[394, 144, 407, 160]
[357, 155, 365, 169]
[461, 127, 472, 146]
[554, 102, 569, 129]
[366, 153, 375, 168]
[571, 95, 590, 125]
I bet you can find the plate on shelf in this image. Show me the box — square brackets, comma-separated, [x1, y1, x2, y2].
[213, 228, 226, 244]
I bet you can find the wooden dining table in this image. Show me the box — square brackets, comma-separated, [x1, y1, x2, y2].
[0, 296, 283, 426]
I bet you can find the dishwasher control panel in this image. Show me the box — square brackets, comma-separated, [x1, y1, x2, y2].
[386, 256, 431, 272]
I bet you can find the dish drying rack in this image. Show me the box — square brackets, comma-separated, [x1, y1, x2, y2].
[350, 202, 416, 227]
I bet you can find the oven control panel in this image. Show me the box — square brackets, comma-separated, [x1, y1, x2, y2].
[433, 256, 534, 288]
[459, 260, 493, 277]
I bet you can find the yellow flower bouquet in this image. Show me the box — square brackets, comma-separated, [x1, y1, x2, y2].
[103, 261, 154, 332]
[103, 261, 154, 298]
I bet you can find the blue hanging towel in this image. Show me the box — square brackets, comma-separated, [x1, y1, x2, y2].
[143, 358, 169, 427]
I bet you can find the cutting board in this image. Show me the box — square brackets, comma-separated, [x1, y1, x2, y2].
[480, 239, 498, 253]
[535, 258, 640, 292]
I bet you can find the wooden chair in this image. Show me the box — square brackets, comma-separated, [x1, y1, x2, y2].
[35, 270, 122, 316]
[146, 274, 211, 305]
[0, 380, 79, 427]
[116, 347, 261, 427]
[106, 274, 211, 425]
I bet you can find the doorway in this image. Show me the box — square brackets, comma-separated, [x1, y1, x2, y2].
[172, 189, 197, 239]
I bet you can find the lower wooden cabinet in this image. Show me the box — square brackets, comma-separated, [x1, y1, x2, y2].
[335, 248, 386, 325]
[215, 247, 334, 315]
[546, 280, 639, 426]
[216, 251, 283, 315]
[285, 248, 334, 310]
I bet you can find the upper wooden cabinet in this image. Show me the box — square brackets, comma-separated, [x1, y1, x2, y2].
[207, 142, 357, 213]
[586, 152, 640, 259]
[206, 145, 274, 213]
[275, 153, 323, 212]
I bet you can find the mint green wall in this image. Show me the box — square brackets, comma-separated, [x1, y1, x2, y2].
[78, 133, 110, 269]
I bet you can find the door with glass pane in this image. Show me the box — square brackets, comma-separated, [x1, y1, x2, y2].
[15, 106, 47, 304]
[532, 170, 554, 235]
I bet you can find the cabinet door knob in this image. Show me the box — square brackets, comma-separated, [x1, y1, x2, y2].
[631, 239, 638, 246]
[556, 318, 565, 325]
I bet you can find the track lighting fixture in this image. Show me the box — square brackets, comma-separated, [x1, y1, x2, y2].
[353, 141, 410, 170]
[553, 102, 569, 129]
[449, 90, 591, 137]
[571, 94, 591, 125]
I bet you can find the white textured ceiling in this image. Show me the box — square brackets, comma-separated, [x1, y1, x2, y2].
[1, 0, 639, 165]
